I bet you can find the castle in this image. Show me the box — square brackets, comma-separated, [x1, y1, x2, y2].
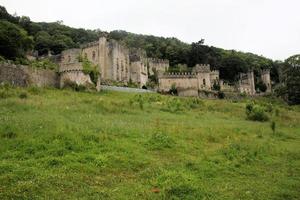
[59, 37, 169, 89]
[0, 36, 271, 97]
[58, 36, 271, 96]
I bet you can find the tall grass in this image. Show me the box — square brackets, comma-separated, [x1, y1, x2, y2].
[0, 86, 299, 199]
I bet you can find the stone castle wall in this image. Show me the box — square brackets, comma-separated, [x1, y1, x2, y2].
[0, 63, 58, 87]
[238, 71, 255, 95]
[148, 58, 169, 76]
[261, 69, 271, 92]
[158, 72, 198, 92]
[158, 64, 220, 93]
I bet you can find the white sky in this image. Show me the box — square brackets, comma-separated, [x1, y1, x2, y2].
[1, 0, 299, 61]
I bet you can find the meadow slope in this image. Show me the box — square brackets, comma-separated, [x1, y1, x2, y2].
[0, 87, 299, 199]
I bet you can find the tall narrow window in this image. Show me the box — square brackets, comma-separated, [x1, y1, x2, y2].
[203, 79, 206, 86]
[68, 55, 71, 62]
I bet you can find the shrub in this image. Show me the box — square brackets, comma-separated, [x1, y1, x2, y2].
[256, 81, 267, 93]
[212, 82, 220, 91]
[246, 103, 269, 121]
[217, 91, 225, 99]
[163, 98, 184, 113]
[19, 92, 28, 99]
[169, 84, 177, 95]
[147, 132, 175, 150]
[185, 97, 204, 109]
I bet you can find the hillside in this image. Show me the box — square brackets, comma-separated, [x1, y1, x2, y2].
[0, 86, 299, 199]
[0, 5, 278, 83]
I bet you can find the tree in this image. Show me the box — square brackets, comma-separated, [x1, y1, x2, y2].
[0, 20, 33, 59]
[284, 55, 300, 105]
[34, 31, 52, 55]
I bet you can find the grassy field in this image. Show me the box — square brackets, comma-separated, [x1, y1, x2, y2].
[0, 86, 299, 200]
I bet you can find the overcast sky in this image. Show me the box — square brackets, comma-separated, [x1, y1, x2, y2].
[2, 0, 299, 60]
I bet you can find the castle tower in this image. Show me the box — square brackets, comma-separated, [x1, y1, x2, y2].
[247, 71, 256, 95]
[261, 69, 271, 92]
[98, 37, 107, 79]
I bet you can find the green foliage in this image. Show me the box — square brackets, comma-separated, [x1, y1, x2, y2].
[82, 56, 99, 85]
[256, 81, 267, 93]
[246, 102, 269, 122]
[163, 98, 184, 113]
[146, 132, 175, 150]
[212, 82, 220, 91]
[30, 58, 58, 70]
[217, 91, 225, 99]
[169, 83, 178, 95]
[0, 20, 33, 59]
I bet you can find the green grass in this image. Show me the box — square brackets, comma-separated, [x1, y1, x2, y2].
[0, 86, 299, 199]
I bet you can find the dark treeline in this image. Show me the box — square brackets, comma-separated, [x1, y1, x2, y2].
[0, 5, 299, 104]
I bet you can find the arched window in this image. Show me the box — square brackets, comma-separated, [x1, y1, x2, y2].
[68, 55, 71, 62]
[92, 51, 96, 60]
[203, 79, 206, 86]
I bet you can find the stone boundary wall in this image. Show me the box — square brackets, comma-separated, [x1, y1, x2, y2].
[0, 63, 58, 87]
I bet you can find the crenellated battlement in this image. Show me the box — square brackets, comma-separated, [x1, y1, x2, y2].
[58, 62, 83, 73]
[193, 64, 211, 73]
[148, 58, 169, 64]
[210, 70, 219, 75]
[160, 72, 197, 78]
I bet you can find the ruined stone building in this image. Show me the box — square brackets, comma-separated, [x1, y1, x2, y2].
[58, 37, 170, 89]
[158, 64, 220, 95]
[237, 71, 256, 95]
[261, 69, 272, 92]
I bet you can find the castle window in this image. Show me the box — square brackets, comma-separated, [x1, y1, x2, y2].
[92, 51, 96, 60]
[68, 55, 71, 62]
[84, 53, 87, 58]
[203, 79, 206, 86]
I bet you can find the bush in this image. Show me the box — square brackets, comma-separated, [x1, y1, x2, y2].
[256, 81, 267, 93]
[163, 98, 184, 113]
[217, 91, 225, 99]
[146, 132, 175, 150]
[19, 92, 28, 99]
[212, 82, 220, 91]
[246, 103, 269, 121]
[185, 97, 204, 109]
[169, 84, 177, 95]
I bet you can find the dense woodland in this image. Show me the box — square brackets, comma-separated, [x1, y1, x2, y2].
[0, 5, 299, 104]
